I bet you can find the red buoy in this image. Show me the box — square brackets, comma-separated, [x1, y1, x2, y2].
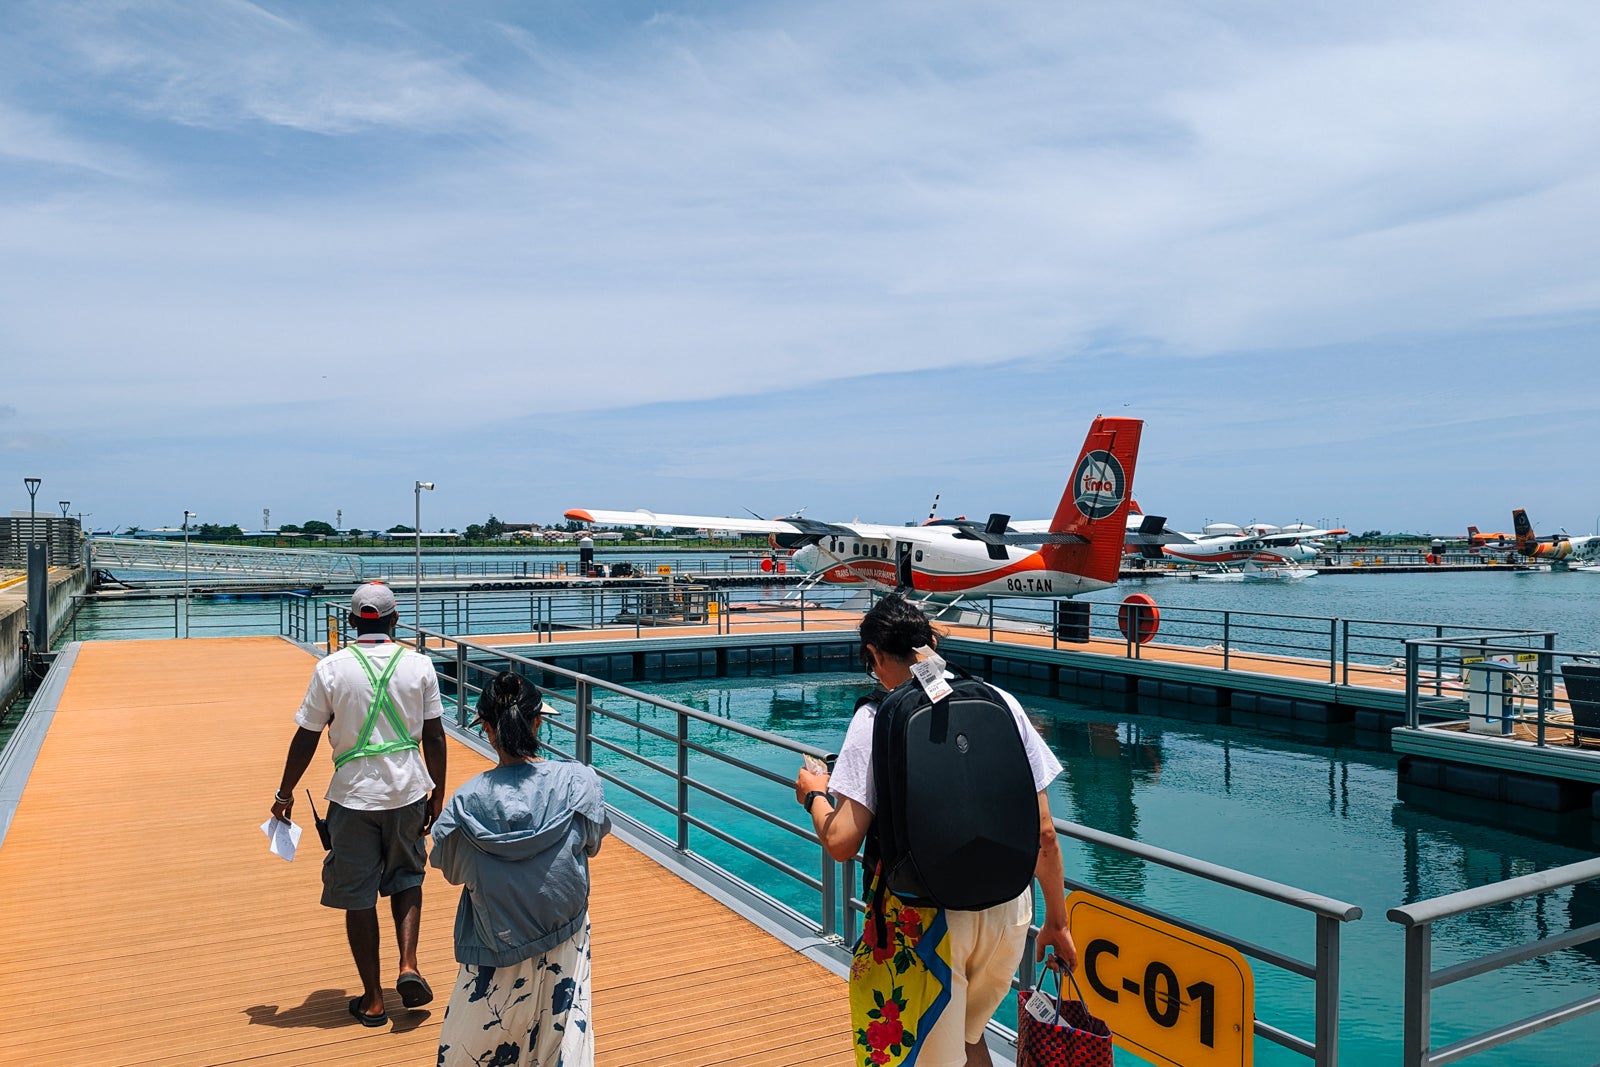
[1117, 593, 1160, 644]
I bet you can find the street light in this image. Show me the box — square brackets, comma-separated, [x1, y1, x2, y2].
[23, 477, 40, 553]
[183, 510, 197, 638]
[414, 481, 434, 629]
[58, 501, 70, 567]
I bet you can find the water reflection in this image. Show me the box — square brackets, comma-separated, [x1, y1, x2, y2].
[1045, 718, 1163, 896]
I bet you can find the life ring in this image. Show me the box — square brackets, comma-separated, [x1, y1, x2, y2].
[1117, 593, 1160, 644]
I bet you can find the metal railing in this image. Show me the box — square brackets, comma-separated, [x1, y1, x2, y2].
[1388, 857, 1600, 1067]
[281, 585, 867, 649]
[1400, 637, 1588, 741]
[403, 622, 860, 946]
[376, 621, 1361, 1064]
[1030, 822, 1362, 1067]
[961, 597, 1548, 687]
[65, 592, 289, 642]
[89, 537, 364, 581]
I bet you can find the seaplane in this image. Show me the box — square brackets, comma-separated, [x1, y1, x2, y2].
[1150, 521, 1348, 581]
[565, 416, 1143, 608]
[1511, 509, 1600, 567]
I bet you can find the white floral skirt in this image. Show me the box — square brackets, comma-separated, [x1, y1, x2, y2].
[437, 918, 593, 1067]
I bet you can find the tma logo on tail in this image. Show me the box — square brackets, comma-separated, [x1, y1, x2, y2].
[1074, 451, 1126, 520]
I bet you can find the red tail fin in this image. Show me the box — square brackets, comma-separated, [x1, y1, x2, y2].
[1467, 526, 1480, 538]
[1041, 416, 1142, 585]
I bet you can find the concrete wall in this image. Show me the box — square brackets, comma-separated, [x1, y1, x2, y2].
[0, 566, 89, 713]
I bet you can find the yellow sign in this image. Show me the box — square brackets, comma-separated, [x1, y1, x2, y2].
[326, 613, 342, 654]
[1067, 890, 1254, 1067]
[708, 600, 720, 616]
[657, 564, 672, 575]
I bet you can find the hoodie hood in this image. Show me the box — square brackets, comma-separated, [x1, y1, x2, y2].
[447, 761, 607, 861]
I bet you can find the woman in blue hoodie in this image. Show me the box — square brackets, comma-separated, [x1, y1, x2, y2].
[432, 670, 611, 1067]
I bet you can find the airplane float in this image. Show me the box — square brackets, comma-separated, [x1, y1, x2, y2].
[1141, 520, 1349, 580]
[566, 416, 1144, 607]
[1511, 509, 1600, 566]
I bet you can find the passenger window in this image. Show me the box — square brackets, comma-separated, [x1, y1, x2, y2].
[852, 543, 859, 554]
[915, 550, 923, 562]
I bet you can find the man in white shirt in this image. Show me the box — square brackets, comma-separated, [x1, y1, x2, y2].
[270, 582, 448, 1028]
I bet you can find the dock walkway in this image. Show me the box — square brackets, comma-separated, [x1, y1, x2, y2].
[0, 637, 852, 1066]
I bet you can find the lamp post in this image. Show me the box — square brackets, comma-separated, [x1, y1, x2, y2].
[183, 510, 196, 638]
[414, 481, 434, 630]
[58, 501, 70, 567]
[24, 477, 40, 553]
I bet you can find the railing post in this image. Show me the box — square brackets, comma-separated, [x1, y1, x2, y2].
[456, 642, 469, 729]
[1341, 619, 1349, 684]
[821, 852, 838, 939]
[1406, 643, 1419, 728]
[1433, 625, 1444, 697]
[988, 598, 995, 642]
[675, 710, 690, 851]
[1313, 914, 1342, 1067]
[843, 857, 860, 945]
[1222, 612, 1231, 671]
[1401, 922, 1432, 1067]
[1329, 618, 1338, 683]
[1016, 926, 1040, 994]
[1536, 650, 1552, 748]
[575, 678, 592, 764]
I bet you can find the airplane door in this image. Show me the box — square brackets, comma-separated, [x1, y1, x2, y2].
[895, 541, 913, 589]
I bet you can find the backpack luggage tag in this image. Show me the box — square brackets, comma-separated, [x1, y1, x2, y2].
[908, 645, 952, 703]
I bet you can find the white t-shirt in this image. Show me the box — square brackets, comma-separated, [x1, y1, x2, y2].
[829, 676, 1062, 813]
[295, 636, 443, 811]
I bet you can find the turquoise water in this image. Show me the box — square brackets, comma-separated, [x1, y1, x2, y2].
[579, 672, 1600, 1067]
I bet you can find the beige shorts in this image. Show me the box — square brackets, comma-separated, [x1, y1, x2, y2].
[917, 887, 1034, 1067]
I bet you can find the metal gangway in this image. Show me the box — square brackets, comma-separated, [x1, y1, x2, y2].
[88, 537, 365, 583]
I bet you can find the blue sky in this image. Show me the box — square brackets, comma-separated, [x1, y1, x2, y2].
[3, 2, 1598, 536]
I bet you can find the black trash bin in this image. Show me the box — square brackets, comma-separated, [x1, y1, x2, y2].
[1559, 662, 1600, 743]
[1055, 600, 1091, 643]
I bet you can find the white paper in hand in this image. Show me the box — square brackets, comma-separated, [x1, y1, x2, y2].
[261, 817, 303, 862]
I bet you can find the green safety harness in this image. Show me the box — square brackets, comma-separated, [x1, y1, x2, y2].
[333, 643, 421, 770]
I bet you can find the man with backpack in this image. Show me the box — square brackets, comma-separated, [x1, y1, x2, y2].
[796, 593, 1075, 1067]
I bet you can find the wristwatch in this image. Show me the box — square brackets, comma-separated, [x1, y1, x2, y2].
[803, 790, 834, 813]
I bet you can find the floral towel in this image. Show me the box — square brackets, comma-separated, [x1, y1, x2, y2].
[437, 919, 593, 1067]
[849, 887, 952, 1067]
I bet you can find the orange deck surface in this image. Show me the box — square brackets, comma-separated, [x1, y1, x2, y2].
[0, 637, 852, 1066]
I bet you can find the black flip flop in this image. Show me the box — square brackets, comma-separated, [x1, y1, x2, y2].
[348, 997, 388, 1028]
[396, 972, 434, 1008]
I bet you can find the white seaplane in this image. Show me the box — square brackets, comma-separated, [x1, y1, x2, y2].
[1150, 520, 1348, 581]
[566, 416, 1144, 608]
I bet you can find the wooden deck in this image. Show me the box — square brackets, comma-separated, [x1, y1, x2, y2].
[0, 637, 852, 1066]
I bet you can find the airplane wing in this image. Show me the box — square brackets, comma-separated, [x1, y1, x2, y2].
[1256, 527, 1347, 547]
[564, 508, 858, 541]
[565, 508, 790, 535]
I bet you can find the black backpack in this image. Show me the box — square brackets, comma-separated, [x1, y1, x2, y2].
[867, 667, 1040, 915]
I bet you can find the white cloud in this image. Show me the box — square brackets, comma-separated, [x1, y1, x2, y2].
[2, 0, 1600, 521]
[53, 0, 502, 134]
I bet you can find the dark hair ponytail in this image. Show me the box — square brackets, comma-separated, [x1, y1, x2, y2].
[859, 593, 936, 665]
[475, 670, 544, 759]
